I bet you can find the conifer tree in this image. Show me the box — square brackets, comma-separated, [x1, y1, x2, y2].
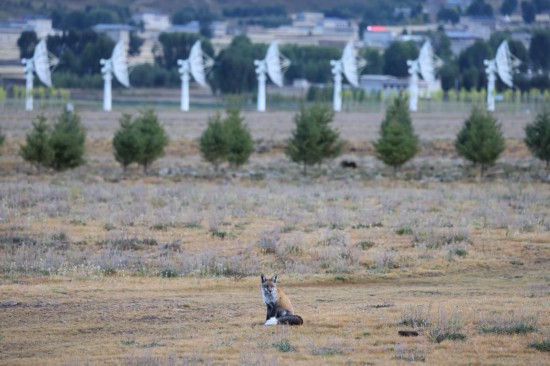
[132, 109, 169, 174]
[224, 109, 254, 169]
[19, 113, 54, 172]
[112, 113, 140, 172]
[373, 94, 419, 172]
[524, 109, 550, 168]
[49, 110, 86, 171]
[455, 107, 505, 177]
[285, 105, 343, 174]
[199, 112, 228, 171]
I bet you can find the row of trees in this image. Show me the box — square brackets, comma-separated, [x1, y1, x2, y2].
[12, 100, 550, 178]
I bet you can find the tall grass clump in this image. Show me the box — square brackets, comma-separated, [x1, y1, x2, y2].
[427, 306, 466, 343]
[478, 311, 538, 334]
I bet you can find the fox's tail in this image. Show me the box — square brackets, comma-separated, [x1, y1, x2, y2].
[277, 314, 304, 326]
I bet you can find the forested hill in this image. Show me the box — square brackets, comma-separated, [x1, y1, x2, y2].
[1, 0, 426, 24]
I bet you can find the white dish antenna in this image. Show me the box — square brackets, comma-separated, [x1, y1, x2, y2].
[407, 40, 442, 112]
[177, 41, 214, 111]
[254, 41, 290, 112]
[100, 40, 130, 112]
[484, 40, 520, 111]
[21, 39, 53, 111]
[330, 41, 366, 112]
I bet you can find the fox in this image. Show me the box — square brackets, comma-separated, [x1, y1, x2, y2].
[261, 274, 303, 326]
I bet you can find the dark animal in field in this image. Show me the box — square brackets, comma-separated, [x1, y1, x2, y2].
[340, 160, 358, 169]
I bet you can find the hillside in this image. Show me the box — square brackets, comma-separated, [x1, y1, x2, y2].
[1, 0, 421, 20]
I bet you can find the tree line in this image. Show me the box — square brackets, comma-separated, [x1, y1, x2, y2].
[7, 100, 550, 178]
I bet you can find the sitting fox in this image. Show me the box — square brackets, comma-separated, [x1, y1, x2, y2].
[261, 274, 303, 326]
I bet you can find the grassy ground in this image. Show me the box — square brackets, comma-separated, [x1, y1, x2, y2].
[0, 110, 549, 365]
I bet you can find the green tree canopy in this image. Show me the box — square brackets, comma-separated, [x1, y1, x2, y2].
[521, 1, 536, 23]
[383, 41, 418, 77]
[373, 94, 419, 171]
[49, 110, 86, 171]
[17, 31, 38, 59]
[213, 35, 267, 94]
[500, 0, 518, 15]
[224, 109, 254, 169]
[530, 30, 550, 71]
[466, 0, 494, 16]
[200, 113, 229, 171]
[132, 109, 169, 174]
[19, 113, 55, 172]
[455, 107, 505, 177]
[285, 105, 343, 174]
[524, 109, 550, 167]
[112, 113, 140, 172]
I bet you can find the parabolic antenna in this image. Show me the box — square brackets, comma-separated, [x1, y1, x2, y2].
[100, 41, 130, 111]
[330, 41, 366, 112]
[254, 41, 290, 111]
[111, 41, 130, 88]
[21, 39, 54, 111]
[484, 40, 520, 112]
[177, 41, 214, 111]
[418, 41, 442, 85]
[407, 40, 442, 112]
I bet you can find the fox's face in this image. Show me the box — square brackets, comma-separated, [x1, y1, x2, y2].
[261, 274, 278, 303]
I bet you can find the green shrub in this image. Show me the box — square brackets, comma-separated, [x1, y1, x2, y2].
[112, 113, 141, 172]
[200, 112, 229, 171]
[373, 94, 419, 172]
[199, 109, 254, 171]
[48, 110, 86, 171]
[285, 104, 343, 174]
[224, 109, 254, 169]
[19, 113, 55, 172]
[132, 109, 169, 174]
[524, 108, 550, 168]
[455, 107, 505, 177]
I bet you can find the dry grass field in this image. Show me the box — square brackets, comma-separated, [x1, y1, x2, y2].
[0, 110, 549, 365]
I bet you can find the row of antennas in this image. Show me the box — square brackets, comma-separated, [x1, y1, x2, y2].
[22, 39, 520, 113]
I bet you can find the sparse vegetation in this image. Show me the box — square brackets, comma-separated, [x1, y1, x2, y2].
[478, 311, 538, 334]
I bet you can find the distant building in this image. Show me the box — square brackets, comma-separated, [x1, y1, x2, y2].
[92, 24, 135, 45]
[360, 74, 437, 97]
[445, 30, 481, 54]
[363, 26, 396, 48]
[132, 11, 171, 33]
[162, 21, 200, 34]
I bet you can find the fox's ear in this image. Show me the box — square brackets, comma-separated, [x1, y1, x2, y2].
[261, 274, 266, 283]
[272, 274, 278, 283]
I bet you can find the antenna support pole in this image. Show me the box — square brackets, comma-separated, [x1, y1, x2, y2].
[22, 58, 34, 111]
[485, 59, 496, 112]
[331, 60, 343, 112]
[178, 60, 190, 112]
[101, 59, 113, 112]
[255, 60, 267, 112]
[407, 60, 419, 112]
